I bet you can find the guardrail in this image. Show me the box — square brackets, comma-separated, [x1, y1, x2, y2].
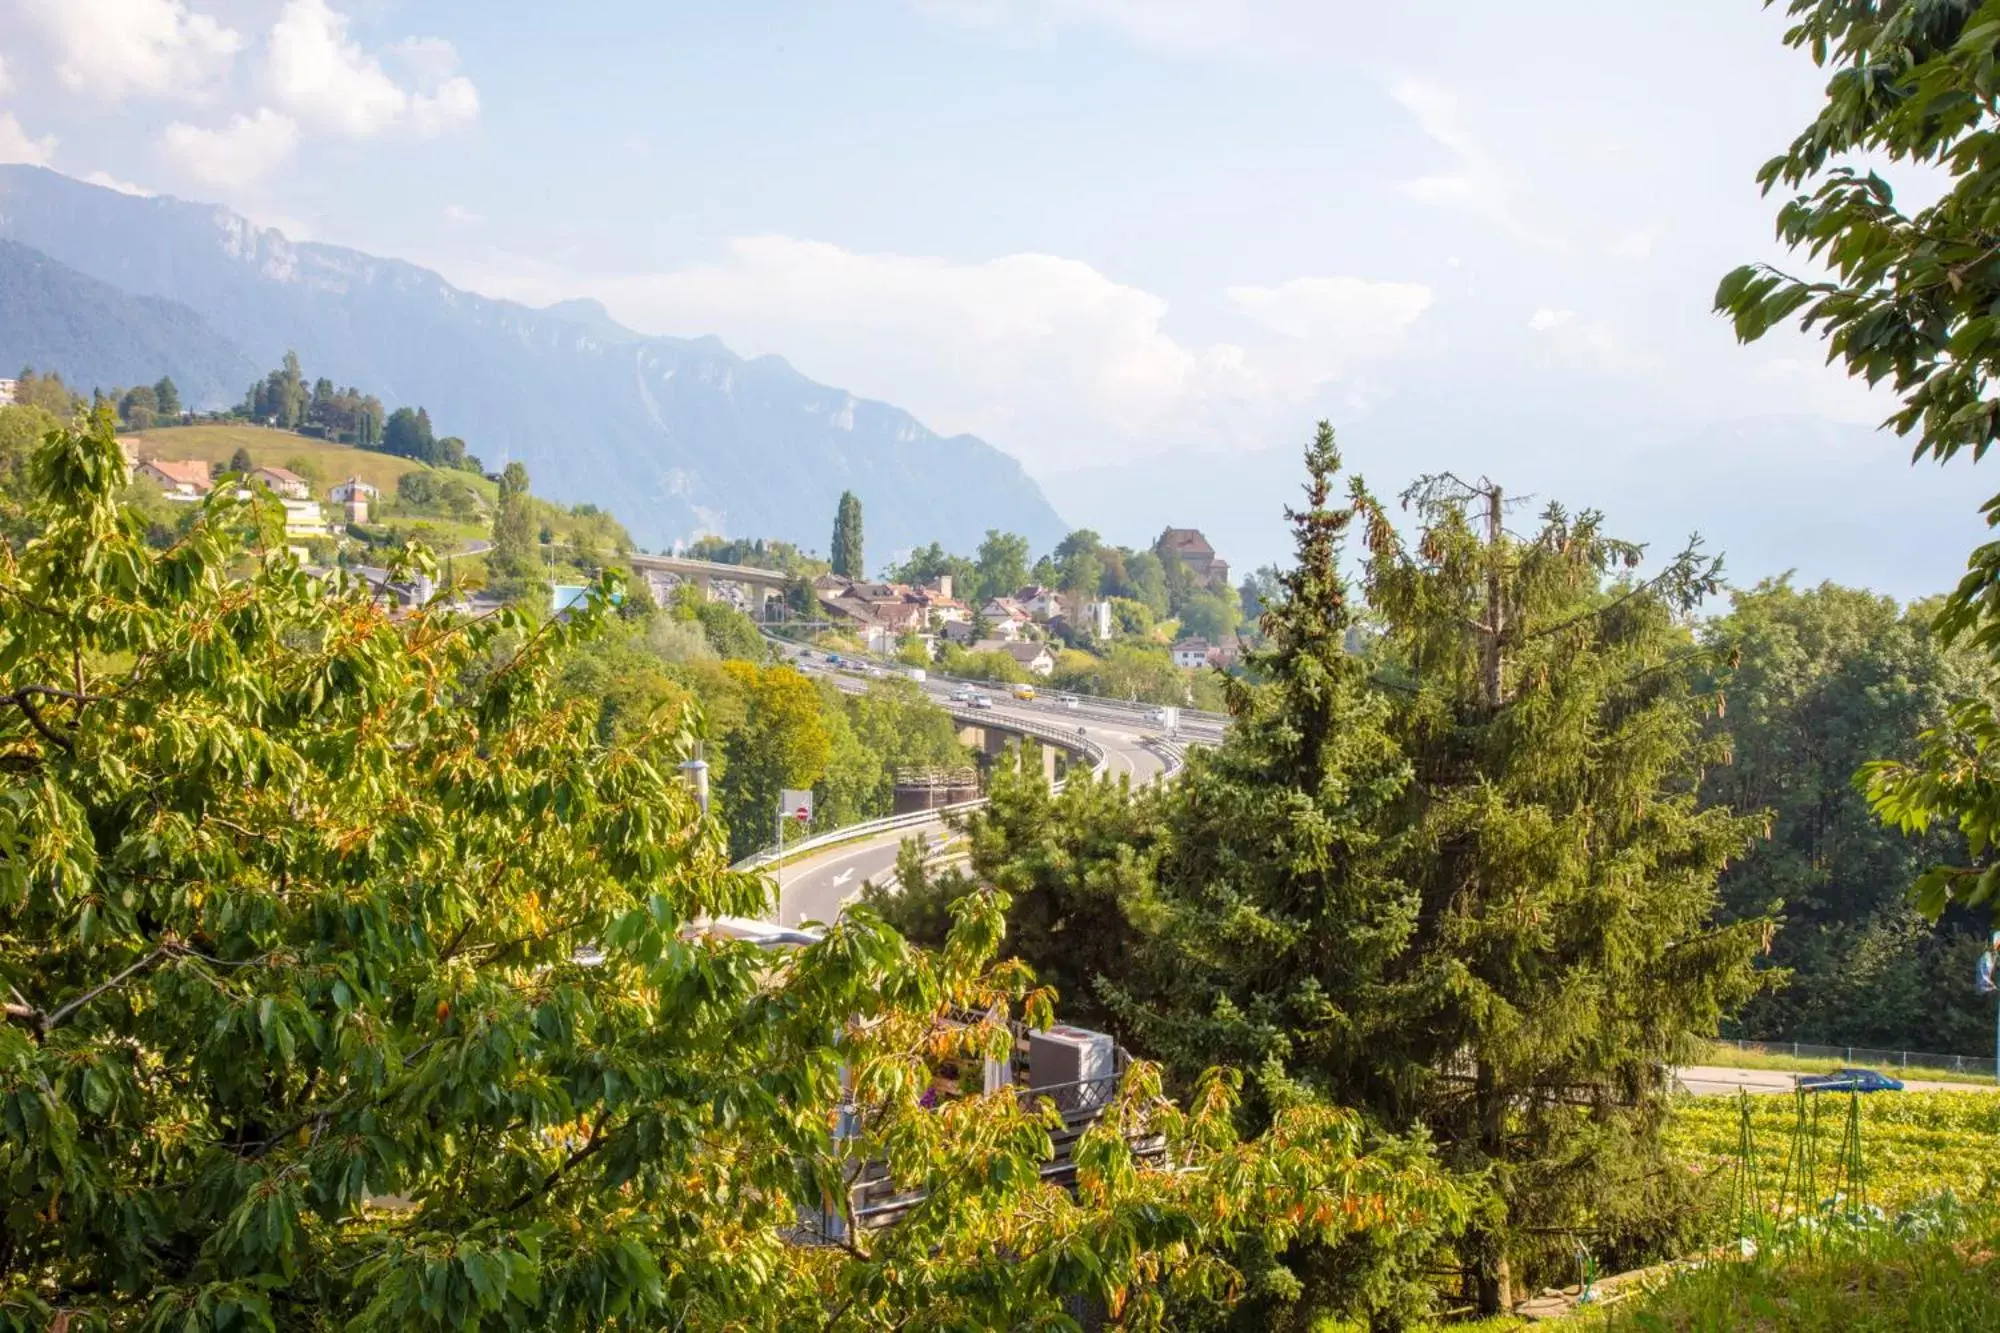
[762, 626, 1230, 730]
[731, 711, 1107, 873]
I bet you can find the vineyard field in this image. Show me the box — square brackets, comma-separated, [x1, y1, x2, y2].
[1668, 1091, 2000, 1217]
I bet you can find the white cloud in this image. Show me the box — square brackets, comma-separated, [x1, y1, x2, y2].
[442, 203, 485, 227]
[1527, 308, 1574, 332]
[0, 112, 57, 167]
[84, 169, 156, 196]
[554, 237, 1428, 472]
[1229, 275, 1432, 346]
[161, 107, 300, 186]
[1607, 226, 1663, 260]
[266, 0, 479, 138]
[1390, 79, 1561, 249]
[19, 0, 243, 101]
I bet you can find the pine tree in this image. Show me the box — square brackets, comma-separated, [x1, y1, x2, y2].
[831, 490, 863, 578]
[1355, 474, 1769, 1311]
[153, 376, 180, 418]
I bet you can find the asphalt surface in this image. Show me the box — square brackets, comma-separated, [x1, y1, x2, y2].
[770, 646, 1184, 927]
[1674, 1065, 1999, 1096]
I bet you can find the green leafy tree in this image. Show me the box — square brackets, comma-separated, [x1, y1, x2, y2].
[397, 469, 439, 510]
[1060, 547, 1103, 601]
[1175, 587, 1241, 644]
[0, 403, 59, 502]
[118, 384, 157, 429]
[975, 529, 1030, 603]
[715, 660, 832, 859]
[382, 406, 437, 464]
[1701, 580, 1995, 1052]
[1716, 4, 2000, 925]
[1124, 549, 1171, 618]
[0, 411, 1460, 1329]
[14, 369, 80, 418]
[489, 460, 536, 589]
[831, 490, 864, 579]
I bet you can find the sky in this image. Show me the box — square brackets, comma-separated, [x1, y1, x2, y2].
[0, 0, 1985, 595]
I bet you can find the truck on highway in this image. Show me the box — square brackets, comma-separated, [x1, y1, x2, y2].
[906, 667, 927, 683]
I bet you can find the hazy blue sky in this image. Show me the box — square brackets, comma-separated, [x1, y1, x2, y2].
[0, 1, 1983, 592]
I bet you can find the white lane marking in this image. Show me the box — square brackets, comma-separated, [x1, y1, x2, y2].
[832, 868, 855, 886]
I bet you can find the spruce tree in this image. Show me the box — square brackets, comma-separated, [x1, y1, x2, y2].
[1355, 475, 1769, 1311]
[832, 490, 863, 579]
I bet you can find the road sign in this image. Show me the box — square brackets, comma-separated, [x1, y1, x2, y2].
[780, 788, 814, 823]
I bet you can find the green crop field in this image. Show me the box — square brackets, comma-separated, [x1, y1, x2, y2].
[1668, 1091, 2000, 1218]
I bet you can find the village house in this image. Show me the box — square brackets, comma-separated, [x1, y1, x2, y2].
[972, 639, 1056, 677]
[1170, 637, 1210, 670]
[133, 458, 213, 501]
[1014, 585, 1063, 620]
[980, 597, 1033, 637]
[249, 465, 312, 500]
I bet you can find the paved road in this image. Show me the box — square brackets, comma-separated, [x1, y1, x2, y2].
[770, 647, 1179, 928]
[1674, 1065, 1999, 1096]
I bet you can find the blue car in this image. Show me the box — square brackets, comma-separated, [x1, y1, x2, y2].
[1797, 1068, 1904, 1093]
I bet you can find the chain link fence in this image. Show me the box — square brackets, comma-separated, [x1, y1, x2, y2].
[1716, 1037, 1998, 1079]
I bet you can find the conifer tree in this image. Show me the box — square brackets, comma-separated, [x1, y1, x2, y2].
[832, 490, 863, 579]
[1355, 474, 1769, 1311]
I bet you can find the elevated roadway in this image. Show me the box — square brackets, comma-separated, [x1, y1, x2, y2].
[765, 644, 1182, 929]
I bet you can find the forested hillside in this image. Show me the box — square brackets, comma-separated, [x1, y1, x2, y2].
[0, 239, 257, 407]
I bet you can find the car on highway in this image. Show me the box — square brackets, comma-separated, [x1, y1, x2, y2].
[1060, 695, 1080, 711]
[969, 693, 995, 710]
[1011, 683, 1037, 701]
[950, 687, 975, 703]
[1145, 707, 1168, 724]
[1798, 1068, 1904, 1093]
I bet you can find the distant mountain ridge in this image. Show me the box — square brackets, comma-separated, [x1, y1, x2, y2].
[0, 239, 259, 406]
[0, 166, 1066, 555]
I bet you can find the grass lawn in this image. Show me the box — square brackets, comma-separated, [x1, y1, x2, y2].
[1699, 1042, 1995, 1086]
[1575, 1229, 2000, 1330]
[126, 423, 495, 501]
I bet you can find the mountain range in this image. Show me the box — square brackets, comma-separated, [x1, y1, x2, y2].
[0, 166, 1066, 557]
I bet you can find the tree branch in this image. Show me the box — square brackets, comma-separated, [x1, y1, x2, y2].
[4, 689, 75, 753]
[36, 940, 171, 1032]
[502, 1110, 612, 1213]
